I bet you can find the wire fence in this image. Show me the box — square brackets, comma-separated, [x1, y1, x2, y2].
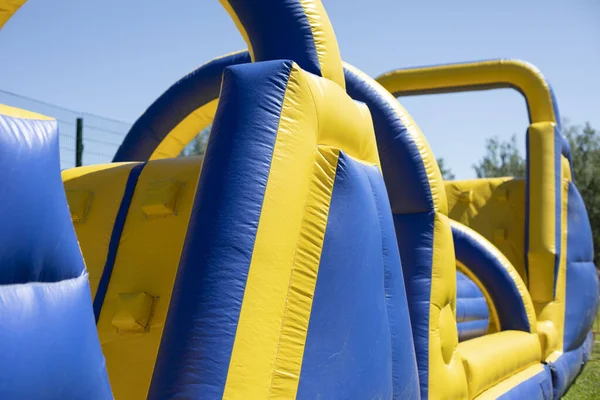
[0, 89, 131, 170]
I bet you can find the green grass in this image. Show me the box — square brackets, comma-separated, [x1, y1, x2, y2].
[562, 312, 600, 399]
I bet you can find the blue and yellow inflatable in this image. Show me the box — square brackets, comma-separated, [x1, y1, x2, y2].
[0, 1, 597, 399]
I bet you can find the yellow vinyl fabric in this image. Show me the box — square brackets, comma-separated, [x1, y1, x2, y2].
[375, 59, 557, 124]
[150, 99, 218, 160]
[458, 331, 542, 398]
[63, 157, 203, 400]
[0, 0, 25, 29]
[536, 154, 571, 362]
[96, 156, 202, 400]
[222, 62, 379, 399]
[445, 178, 527, 282]
[0, 103, 53, 120]
[62, 162, 139, 298]
[473, 363, 546, 399]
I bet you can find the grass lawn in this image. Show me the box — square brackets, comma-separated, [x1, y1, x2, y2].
[562, 321, 600, 399]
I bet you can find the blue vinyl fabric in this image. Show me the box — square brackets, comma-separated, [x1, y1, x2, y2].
[112, 51, 251, 162]
[0, 113, 112, 398]
[452, 223, 532, 333]
[298, 153, 419, 399]
[563, 182, 599, 352]
[548, 332, 594, 399]
[456, 272, 489, 341]
[226, 0, 324, 79]
[496, 367, 553, 400]
[147, 60, 293, 399]
[344, 65, 442, 399]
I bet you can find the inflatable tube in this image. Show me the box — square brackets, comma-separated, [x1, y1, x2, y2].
[451, 220, 537, 333]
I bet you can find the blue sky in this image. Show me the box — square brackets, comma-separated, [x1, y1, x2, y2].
[1, 0, 598, 178]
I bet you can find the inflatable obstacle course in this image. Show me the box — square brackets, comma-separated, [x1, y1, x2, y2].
[1, 1, 597, 399]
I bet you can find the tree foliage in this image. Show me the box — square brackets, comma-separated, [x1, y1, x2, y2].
[565, 122, 600, 265]
[180, 125, 211, 157]
[473, 121, 600, 267]
[437, 157, 456, 180]
[472, 134, 525, 178]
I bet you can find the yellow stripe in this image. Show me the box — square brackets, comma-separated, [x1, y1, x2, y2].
[536, 155, 571, 360]
[269, 146, 339, 398]
[219, 0, 254, 61]
[150, 99, 218, 160]
[375, 59, 556, 124]
[473, 363, 545, 399]
[297, 0, 345, 89]
[0, 0, 26, 29]
[456, 261, 500, 334]
[0, 103, 53, 120]
[527, 122, 557, 303]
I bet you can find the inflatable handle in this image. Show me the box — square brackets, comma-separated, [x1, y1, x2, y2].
[220, 0, 344, 88]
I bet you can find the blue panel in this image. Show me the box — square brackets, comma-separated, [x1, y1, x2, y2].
[456, 298, 488, 323]
[452, 224, 531, 332]
[564, 183, 599, 351]
[226, 0, 322, 79]
[148, 60, 293, 399]
[0, 115, 111, 397]
[113, 51, 251, 162]
[298, 153, 419, 399]
[393, 212, 434, 398]
[456, 271, 486, 299]
[457, 320, 489, 342]
[548, 341, 588, 399]
[0, 116, 86, 283]
[0, 276, 113, 399]
[345, 68, 437, 399]
[93, 163, 145, 322]
[496, 366, 553, 400]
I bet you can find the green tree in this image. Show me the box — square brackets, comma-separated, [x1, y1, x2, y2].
[564, 121, 600, 265]
[437, 157, 456, 180]
[181, 124, 211, 157]
[472, 134, 525, 178]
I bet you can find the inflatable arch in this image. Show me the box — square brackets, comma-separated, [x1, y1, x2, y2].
[1, 1, 597, 400]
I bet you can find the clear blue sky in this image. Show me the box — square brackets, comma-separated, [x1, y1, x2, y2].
[1, 0, 598, 178]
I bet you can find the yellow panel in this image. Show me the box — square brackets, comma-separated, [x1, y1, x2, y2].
[62, 162, 139, 299]
[445, 178, 527, 282]
[375, 59, 557, 124]
[473, 363, 545, 400]
[527, 122, 557, 303]
[0, 0, 26, 29]
[0, 103, 53, 120]
[428, 212, 469, 399]
[536, 155, 571, 360]
[96, 156, 202, 400]
[65, 189, 93, 223]
[223, 64, 377, 399]
[458, 331, 542, 399]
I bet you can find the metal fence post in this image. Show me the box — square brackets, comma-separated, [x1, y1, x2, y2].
[76, 117, 83, 167]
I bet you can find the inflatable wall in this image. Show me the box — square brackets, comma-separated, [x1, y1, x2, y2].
[0, 1, 597, 399]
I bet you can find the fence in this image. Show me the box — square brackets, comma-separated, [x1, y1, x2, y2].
[0, 89, 131, 169]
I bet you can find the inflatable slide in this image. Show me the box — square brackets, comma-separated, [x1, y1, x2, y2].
[0, 1, 597, 399]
